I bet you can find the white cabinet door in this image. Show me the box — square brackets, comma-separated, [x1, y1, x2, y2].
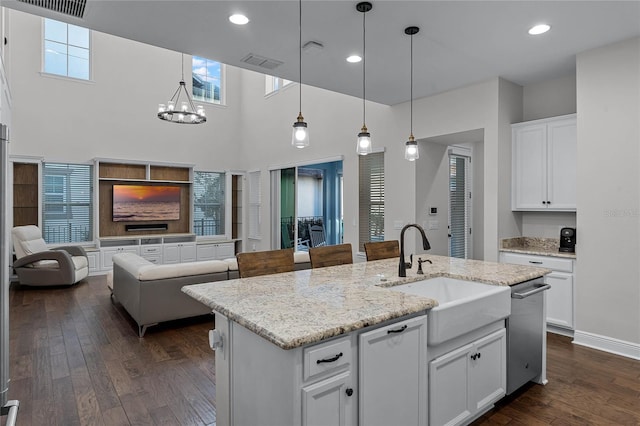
[196, 244, 216, 261]
[469, 328, 506, 413]
[359, 315, 428, 426]
[216, 242, 235, 259]
[512, 115, 576, 211]
[429, 342, 473, 426]
[547, 119, 577, 210]
[163, 242, 196, 264]
[101, 246, 139, 270]
[86, 251, 99, 274]
[512, 124, 547, 210]
[545, 272, 574, 328]
[302, 371, 351, 426]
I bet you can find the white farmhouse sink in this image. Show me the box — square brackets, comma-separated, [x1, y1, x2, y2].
[389, 277, 511, 345]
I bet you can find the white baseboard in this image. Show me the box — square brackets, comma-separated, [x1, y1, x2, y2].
[573, 330, 640, 360]
[547, 324, 574, 338]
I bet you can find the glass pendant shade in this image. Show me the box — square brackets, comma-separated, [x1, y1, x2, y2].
[357, 125, 372, 155]
[292, 113, 309, 148]
[405, 134, 419, 161]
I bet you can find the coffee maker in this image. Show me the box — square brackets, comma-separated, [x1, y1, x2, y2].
[559, 227, 576, 253]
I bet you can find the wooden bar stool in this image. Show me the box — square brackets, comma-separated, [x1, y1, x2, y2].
[363, 240, 400, 261]
[309, 243, 353, 269]
[236, 248, 294, 278]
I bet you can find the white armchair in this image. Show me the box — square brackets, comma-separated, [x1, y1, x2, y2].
[11, 225, 89, 286]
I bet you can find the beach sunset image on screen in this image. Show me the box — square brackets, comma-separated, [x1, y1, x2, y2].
[113, 185, 181, 222]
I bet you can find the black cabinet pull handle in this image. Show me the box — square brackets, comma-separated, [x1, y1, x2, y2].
[528, 261, 543, 264]
[542, 201, 547, 204]
[387, 325, 408, 334]
[346, 388, 354, 397]
[317, 352, 343, 364]
[478, 352, 481, 359]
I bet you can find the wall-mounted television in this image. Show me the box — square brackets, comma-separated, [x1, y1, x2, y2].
[112, 184, 181, 222]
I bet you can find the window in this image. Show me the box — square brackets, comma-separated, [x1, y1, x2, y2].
[248, 170, 261, 239]
[265, 75, 292, 95]
[359, 152, 384, 252]
[42, 163, 93, 244]
[193, 171, 226, 237]
[449, 153, 472, 259]
[192, 56, 222, 104]
[43, 18, 90, 80]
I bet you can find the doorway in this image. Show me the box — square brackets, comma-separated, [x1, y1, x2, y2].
[272, 160, 343, 250]
[448, 149, 472, 259]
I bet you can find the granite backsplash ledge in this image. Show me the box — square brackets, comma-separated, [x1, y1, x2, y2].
[500, 237, 576, 258]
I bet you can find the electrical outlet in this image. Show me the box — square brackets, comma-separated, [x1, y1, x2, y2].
[428, 220, 439, 230]
[394, 220, 404, 230]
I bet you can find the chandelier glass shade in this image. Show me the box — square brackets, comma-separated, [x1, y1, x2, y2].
[158, 54, 206, 124]
[356, 1, 373, 155]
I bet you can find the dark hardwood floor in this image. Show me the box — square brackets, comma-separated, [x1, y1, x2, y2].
[4, 275, 640, 425]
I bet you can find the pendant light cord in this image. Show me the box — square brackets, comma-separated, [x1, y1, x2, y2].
[299, 0, 302, 114]
[410, 33, 413, 135]
[362, 8, 366, 126]
[181, 52, 185, 81]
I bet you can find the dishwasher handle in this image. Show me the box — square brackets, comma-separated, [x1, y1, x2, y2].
[512, 283, 551, 299]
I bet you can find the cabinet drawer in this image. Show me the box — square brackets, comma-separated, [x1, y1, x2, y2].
[304, 337, 351, 382]
[500, 252, 572, 273]
[141, 245, 162, 255]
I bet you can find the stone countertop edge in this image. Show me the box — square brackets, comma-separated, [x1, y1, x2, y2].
[500, 237, 576, 259]
[182, 255, 551, 350]
[499, 246, 576, 259]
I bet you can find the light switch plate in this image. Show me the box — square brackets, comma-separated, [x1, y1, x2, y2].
[394, 220, 404, 230]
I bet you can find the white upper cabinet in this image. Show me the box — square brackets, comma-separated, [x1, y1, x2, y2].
[512, 114, 577, 211]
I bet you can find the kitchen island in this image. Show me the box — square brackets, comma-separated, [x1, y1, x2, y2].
[183, 254, 550, 426]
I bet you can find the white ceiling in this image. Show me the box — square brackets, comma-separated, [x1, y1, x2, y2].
[5, 0, 640, 105]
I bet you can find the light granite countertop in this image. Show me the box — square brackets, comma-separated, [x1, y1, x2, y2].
[500, 237, 577, 259]
[182, 255, 550, 350]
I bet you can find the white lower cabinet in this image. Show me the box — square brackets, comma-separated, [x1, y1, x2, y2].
[163, 242, 196, 264]
[302, 371, 351, 426]
[429, 328, 506, 426]
[359, 315, 428, 426]
[100, 246, 140, 271]
[196, 242, 235, 261]
[500, 252, 575, 330]
[86, 250, 100, 275]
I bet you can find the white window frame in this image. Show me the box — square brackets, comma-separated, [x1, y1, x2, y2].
[192, 55, 225, 105]
[265, 75, 293, 97]
[248, 170, 261, 240]
[358, 150, 385, 253]
[193, 170, 227, 239]
[41, 18, 92, 82]
[448, 146, 473, 259]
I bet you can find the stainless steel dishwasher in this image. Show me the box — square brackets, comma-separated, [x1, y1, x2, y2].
[506, 277, 550, 395]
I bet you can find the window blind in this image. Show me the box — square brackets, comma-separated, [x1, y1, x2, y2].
[42, 162, 93, 244]
[359, 152, 384, 252]
[248, 170, 261, 239]
[449, 155, 468, 259]
[193, 171, 225, 236]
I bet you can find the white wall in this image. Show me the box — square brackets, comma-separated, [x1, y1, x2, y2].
[415, 142, 449, 256]
[576, 37, 640, 347]
[523, 74, 577, 121]
[519, 74, 578, 238]
[5, 10, 243, 171]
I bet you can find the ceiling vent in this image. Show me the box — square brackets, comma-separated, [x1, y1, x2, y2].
[17, 0, 87, 18]
[240, 53, 283, 70]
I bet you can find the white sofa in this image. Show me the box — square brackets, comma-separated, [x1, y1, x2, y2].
[112, 251, 311, 337]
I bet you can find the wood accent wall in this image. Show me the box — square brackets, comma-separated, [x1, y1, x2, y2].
[13, 163, 38, 226]
[97, 162, 192, 237]
[99, 181, 191, 237]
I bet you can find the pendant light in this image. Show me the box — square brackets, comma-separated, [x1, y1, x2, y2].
[356, 2, 372, 155]
[292, 0, 309, 148]
[404, 26, 419, 161]
[158, 53, 206, 124]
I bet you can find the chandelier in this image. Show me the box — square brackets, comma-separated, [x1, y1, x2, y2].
[158, 53, 206, 124]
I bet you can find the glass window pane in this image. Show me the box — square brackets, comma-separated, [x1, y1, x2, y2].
[68, 25, 89, 48]
[44, 41, 67, 75]
[68, 56, 89, 80]
[68, 45, 89, 60]
[44, 19, 67, 43]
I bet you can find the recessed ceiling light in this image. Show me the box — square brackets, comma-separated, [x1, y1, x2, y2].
[528, 24, 551, 35]
[347, 55, 362, 63]
[229, 14, 249, 25]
